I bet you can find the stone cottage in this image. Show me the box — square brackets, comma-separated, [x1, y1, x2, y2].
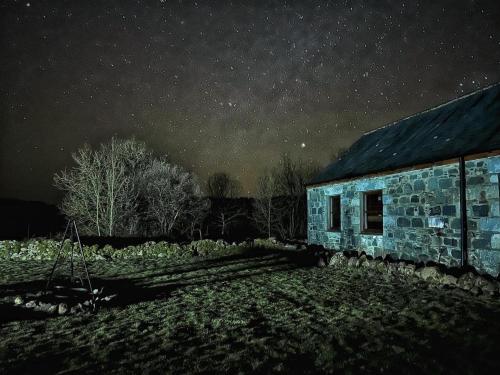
[307, 83, 500, 276]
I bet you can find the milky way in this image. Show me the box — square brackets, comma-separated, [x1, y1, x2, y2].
[1, 0, 499, 202]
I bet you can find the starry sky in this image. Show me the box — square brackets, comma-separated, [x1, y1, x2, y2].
[1, 0, 499, 203]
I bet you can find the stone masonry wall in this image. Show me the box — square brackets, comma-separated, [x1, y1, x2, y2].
[307, 155, 500, 276]
[466, 157, 500, 275]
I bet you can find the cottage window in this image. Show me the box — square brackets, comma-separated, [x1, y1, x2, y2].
[329, 195, 341, 231]
[362, 190, 383, 234]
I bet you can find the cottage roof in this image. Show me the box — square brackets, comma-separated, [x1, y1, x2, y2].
[308, 83, 500, 186]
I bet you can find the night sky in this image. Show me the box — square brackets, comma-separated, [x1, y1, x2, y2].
[1, 0, 499, 203]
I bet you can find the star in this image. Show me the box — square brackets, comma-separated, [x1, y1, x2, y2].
[0, 0, 498, 202]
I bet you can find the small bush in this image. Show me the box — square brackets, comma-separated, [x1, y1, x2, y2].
[189, 239, 242, 257]
[253, 238, 282, 249]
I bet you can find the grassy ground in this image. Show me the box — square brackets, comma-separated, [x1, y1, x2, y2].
[1, 248, 500, 374]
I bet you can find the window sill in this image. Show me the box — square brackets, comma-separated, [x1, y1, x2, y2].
[327, 229, 341, 233]
[360, 230, 383, 236]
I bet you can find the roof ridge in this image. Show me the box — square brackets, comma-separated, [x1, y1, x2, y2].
[363, 82, 500, 136]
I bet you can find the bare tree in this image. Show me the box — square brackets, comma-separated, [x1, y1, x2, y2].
[179, 197, 210, 240]
[111, 137, 152, 235]
[54, 137, 150, 236]
[101, 139, 128, 236]
[272, 154, 320, 240]
[140, 158, 203, 236]
[205, 172, 247, 238]
[206, 172, 241, 198]
[211, 199, 246, 237]
[54, 144, 104, 235]
[252, 170, 279, 238]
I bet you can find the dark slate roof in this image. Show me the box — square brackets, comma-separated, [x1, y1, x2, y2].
[308, 83, 500, 186]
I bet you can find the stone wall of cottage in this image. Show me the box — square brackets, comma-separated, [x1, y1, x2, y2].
[307, 155, 500, 276]
[466, 157, 500, 275]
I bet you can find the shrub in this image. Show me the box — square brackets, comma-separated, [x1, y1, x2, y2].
[188, 239, 241, 257]
[0, 239, 246, 261]
[253, 238, 282, 249]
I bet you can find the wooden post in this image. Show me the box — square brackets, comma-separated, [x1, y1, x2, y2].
[459, 156, 468, 268]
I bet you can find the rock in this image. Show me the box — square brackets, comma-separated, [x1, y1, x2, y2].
[397, 261, 406, 270]
[103, 294, 117, 302]
[70, 305, 84, 314]
[25, 300, 36, 308]
[375, 261, 386, 273]
[402, 264, 416, 276]
[458, 272, 476, 290]
[417, 266, 442, 282]
[347, 257, 359, 268]
[358, 255, 370, 268]
[14, 296, 24, 305]
[360, 258, 371, 268]
[35, 302, 54, 313]
[474, 276, 493, 288]
[388, 263, 399, 273]
[58, 303, 68, 315]
[329, 253, 347, 267]
[475, 278, 497, 296]
[481, 282, 497, 296]
[441, 274, 458, 286]
[284, 244, 298, 250]
[47, 304, 57, 314]
[470, 286, 481, 296]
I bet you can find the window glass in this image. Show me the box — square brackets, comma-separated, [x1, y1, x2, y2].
[363, 190, 383, 233]
[330, 195, 341, 231]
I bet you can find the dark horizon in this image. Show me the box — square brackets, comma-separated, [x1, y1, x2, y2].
[2, 0, 499, 204]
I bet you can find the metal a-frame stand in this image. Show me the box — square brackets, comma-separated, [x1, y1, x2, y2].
[45, 220, 95, 307]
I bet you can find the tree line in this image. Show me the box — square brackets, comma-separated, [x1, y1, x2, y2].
[54, 138, 319, 241]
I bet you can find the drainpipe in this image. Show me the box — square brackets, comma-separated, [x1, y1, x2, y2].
[459, 156, 468, 268]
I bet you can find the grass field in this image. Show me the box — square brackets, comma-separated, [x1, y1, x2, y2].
[1, 247, 500, 374]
